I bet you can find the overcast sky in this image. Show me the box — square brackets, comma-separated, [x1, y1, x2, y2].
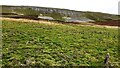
[0, 0, 119, 14]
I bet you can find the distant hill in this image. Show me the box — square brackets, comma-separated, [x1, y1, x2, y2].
[0, 5, 120, 22]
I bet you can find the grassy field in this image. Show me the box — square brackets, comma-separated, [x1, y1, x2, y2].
[2, 19, 118, 66]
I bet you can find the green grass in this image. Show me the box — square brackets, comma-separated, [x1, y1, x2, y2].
[2, 20, 118, 66]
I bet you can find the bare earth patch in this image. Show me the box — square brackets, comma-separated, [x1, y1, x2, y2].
[80, 23, 118, 29]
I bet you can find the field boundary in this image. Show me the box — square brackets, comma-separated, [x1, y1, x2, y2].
[0, 17, 118, 29]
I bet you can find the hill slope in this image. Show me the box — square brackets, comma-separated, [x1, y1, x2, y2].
[0, 5, 119, 22]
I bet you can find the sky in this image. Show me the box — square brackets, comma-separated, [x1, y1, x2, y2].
[0, 0, 119, 14]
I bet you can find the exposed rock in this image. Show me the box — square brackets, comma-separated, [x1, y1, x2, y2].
[38, 16, 54, 20]
[64, 17, 95, 22]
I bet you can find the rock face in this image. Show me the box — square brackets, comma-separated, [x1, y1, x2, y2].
[10, 6, 81, 17]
